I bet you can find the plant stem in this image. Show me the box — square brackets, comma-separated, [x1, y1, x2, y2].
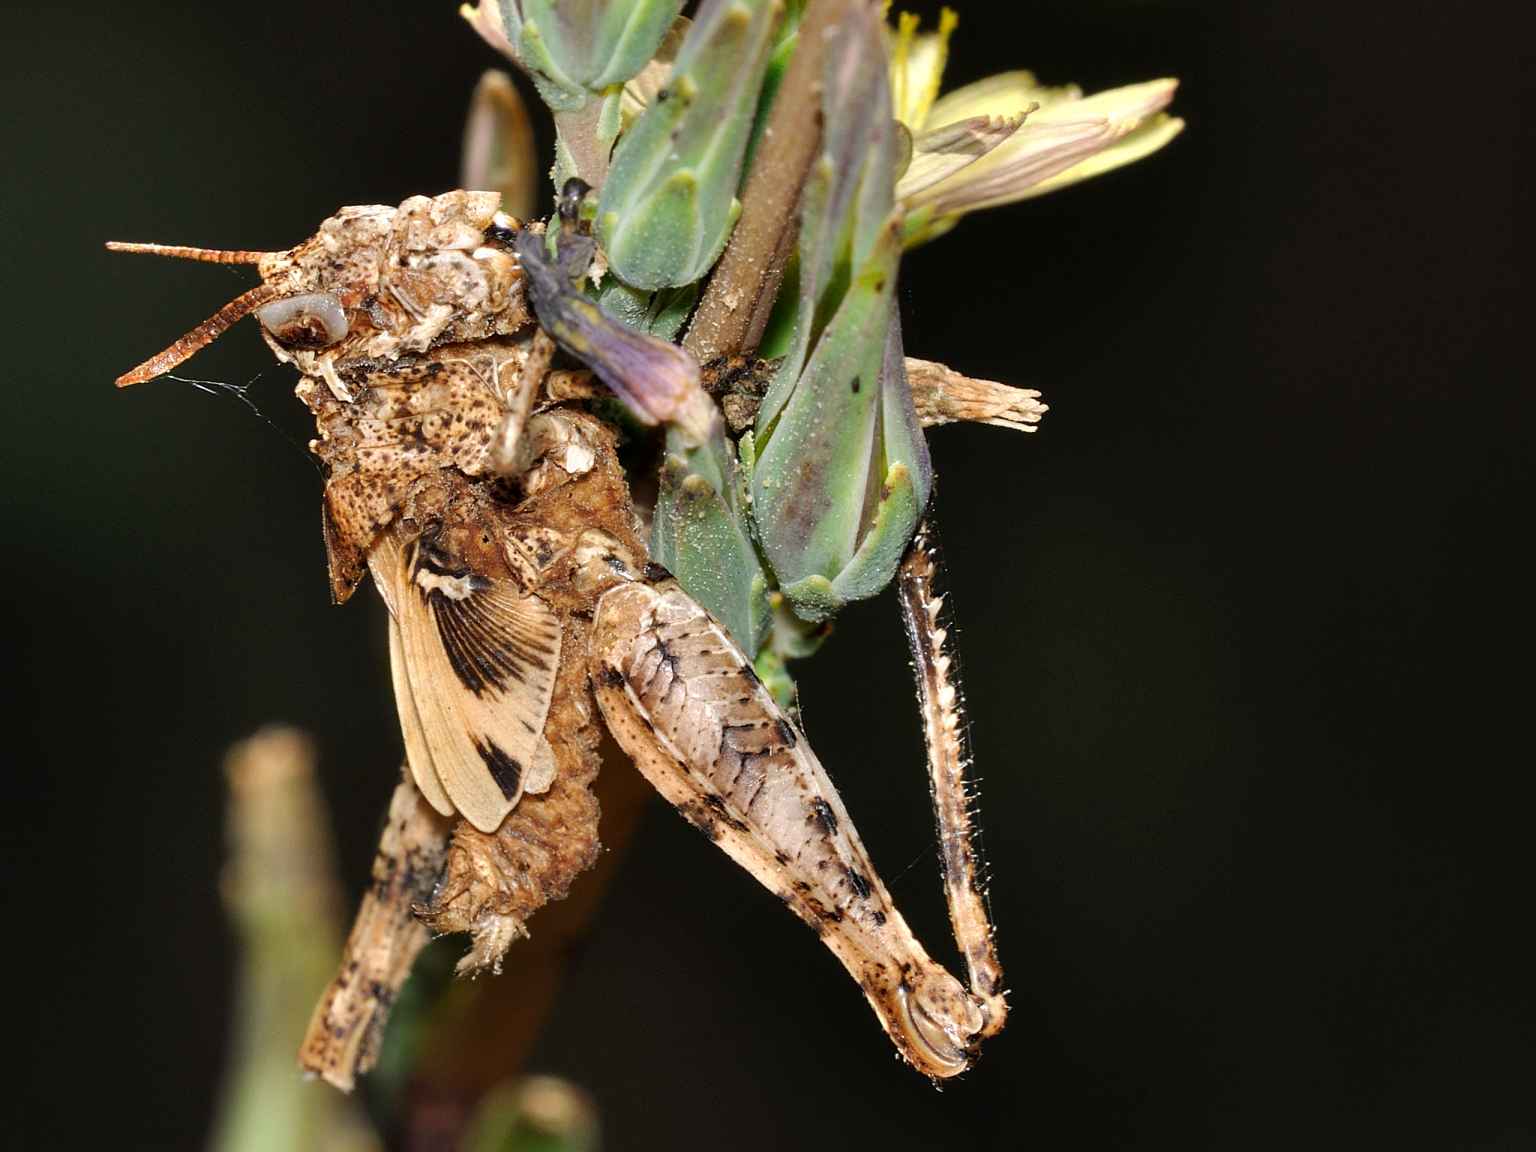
[684, 0, 862, 362]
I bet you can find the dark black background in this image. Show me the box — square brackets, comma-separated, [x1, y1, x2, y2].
[2, 1, 1527, 1148]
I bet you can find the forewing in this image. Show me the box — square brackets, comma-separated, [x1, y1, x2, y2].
[390, 530, 563, 833]
[369, 535, 454, 816]
[387, 615, 455, 817]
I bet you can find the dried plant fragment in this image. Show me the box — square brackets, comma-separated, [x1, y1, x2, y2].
[895, 113, 1027, 202]
[905, 355, 1048, 432]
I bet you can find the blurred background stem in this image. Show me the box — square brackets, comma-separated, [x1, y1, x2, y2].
[214, 728, 379, 1152]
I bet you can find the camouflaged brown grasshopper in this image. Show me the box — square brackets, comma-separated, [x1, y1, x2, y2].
[109, 182, 1022, 1082]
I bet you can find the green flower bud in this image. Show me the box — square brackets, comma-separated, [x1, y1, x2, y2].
[463, 0, 685, 111]
[597, 0, 782, 290]
[749, 6, 932, 622]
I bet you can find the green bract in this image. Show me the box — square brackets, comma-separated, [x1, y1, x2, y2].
[482, 0, 684, 110]
[597, 0, 782, 290]
[749, 10, 932, 622]
[651, 423, 771, 655]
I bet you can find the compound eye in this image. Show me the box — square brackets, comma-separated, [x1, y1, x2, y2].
[255, 291, 348, 348]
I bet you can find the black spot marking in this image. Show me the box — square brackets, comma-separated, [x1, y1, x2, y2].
[703, 793, 730, 814]
[476, 739, 522, 799]
[597, 665, 625, 688]
[774, 850, 791, 865]
[681, 803, 721, 841]
[806, 897, 843, 925]
[643, 562, 672, 583]
[654, 637, 680, 676]
[846, 868, 872, 900]
[809, 799, 838, 835]
[774, 718, 798, 747]
[702, 792, 749, 832]
[850, 375, 861, 394]
[871, 910, 888, 927]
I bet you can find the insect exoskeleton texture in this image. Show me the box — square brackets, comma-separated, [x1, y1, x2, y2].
[373, 407, 650, 974]
[589, 578, 993, 1078]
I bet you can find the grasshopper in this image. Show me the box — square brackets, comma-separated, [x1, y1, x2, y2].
[111, 187, 1010, 1081]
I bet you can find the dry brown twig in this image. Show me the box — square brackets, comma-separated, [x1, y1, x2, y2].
[683, 0, 863, 362]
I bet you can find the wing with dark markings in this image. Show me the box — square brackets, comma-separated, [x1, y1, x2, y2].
[376, 527, 562, 832]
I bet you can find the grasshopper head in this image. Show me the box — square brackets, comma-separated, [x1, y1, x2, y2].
[109, 190, 530, 396]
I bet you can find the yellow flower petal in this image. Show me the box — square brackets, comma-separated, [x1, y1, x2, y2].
[906, 77, 1181, 219]
[887, 7, 957, 129]
[1029, 77, 1179, 130]
[926, 70, 1080, 128]
[903, 116, 1115, 217]
[1014, 113, 1185, 201]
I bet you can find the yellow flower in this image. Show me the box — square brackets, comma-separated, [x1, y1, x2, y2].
[888, 9, 1183, 244]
